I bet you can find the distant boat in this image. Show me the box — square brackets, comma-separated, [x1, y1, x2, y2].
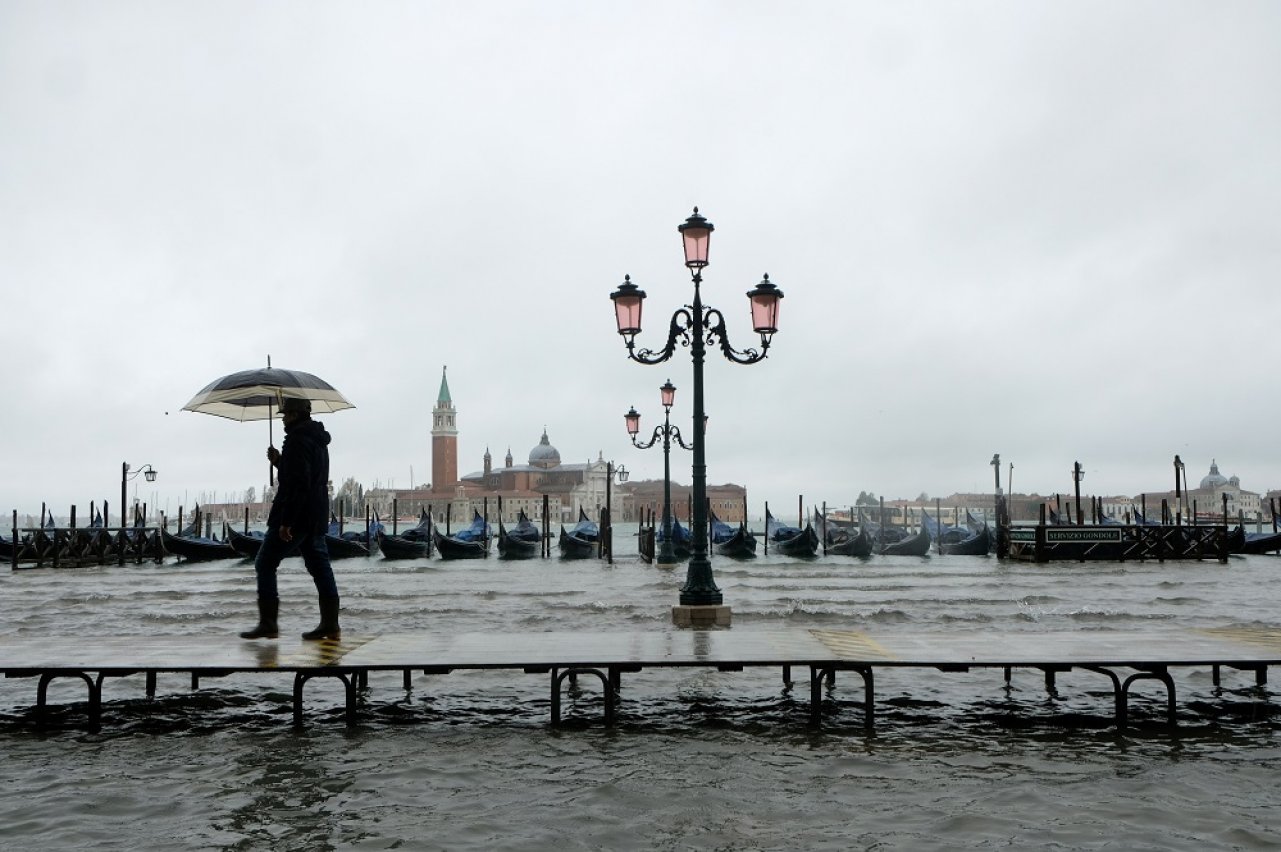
[498, 510, 542, 560]
[378, 509, 433, 560]
[434, 510, 491, 560]
[558, 508, 599, 559]
[765, 509, 818, 558]
[711, 510, 756, 559]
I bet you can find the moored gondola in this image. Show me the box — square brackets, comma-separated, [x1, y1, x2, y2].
[827, 526, 874, 557]
[940, 524, 991, 556]
[160, 526, 238, 562]
[434, 510, 491, 560]
[325, 514, 381, 559]
[881, 524, 932, 557]
[710, 510, 756, 559]
[656, 515, 692, 559]
[765, 509, 818, 558]
[498, 510, 542, 560]
[227, 526, 265, 559]
[558, 508, 599, 559]
[378, 509, 433, 560]
[1230, 525, 1281, 555]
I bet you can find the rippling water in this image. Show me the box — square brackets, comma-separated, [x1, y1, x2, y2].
[4, 528, 1281, 850]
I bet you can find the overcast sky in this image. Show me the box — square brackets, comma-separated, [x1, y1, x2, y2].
[2, 1, 1279, 521]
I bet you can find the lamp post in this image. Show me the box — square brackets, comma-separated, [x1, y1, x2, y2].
[626, 380, 695, 565]
[611, 208, 783, 625]
[121, 462, 158, 528]
[121, 462, 157, 566]
[1174, 454, 1186, 525]
[604, 461, 629, 564]
[1072, 461, 1085, 526]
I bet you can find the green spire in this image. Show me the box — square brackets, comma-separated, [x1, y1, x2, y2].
[437, 366, 452, 404]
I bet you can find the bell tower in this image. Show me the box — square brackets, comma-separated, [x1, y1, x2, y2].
[431, 366, 458, 492]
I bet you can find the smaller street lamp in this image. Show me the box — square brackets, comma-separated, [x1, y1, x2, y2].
[121, 462, 157, 565]
[605, 461, 629, 564]
[1072, 461, 1085, 526]
[626, 380, 693, 564]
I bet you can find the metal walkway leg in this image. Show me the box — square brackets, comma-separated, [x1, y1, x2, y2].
[293, 671, 357, 727]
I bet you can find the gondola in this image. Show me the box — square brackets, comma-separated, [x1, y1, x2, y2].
[498, 510, 542, 560]
[656, 515, 692, 559]
[922, 509, 990, 556]
[227, 526, 266, 559]
[433, 510, 491, 560]
[881, 524, 932, 557]
[325, 514, 381, 559]
[765, 509, 818, 558]
[378, 509, 433, 560]
[940, 524, 991, 556]
[1230, 525, 1281, 555]
[711, 510, 756, 559]
[160, 526, 238, 562]
[827, 526, 874, 557]
[814, 509, 870, 557]
[558, 508, 599, 559]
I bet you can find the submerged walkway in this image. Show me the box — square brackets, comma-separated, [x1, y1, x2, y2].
[3, 626, 1279, 731]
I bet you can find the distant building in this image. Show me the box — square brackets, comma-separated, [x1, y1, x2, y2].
[1122, 459, 1262, 523]
[366, 369, 644, 524]
[623, 479, 747, 524]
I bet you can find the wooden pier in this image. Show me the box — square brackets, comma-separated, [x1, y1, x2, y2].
[1004, 523, 1230, 562]
[5, 524, 165, 569]
[4, 626, 1277, 732]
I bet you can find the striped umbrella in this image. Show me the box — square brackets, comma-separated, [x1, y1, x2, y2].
[182, 362, 354, 486]
[182, 366, 354, 421]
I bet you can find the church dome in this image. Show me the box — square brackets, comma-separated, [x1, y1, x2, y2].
[1200, 460, 1229, 489]
[528, 429, 561, 469]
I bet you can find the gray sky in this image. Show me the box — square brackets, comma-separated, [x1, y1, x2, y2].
[2, 1, 1279, 521]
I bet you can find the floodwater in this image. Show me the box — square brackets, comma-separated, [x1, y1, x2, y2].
[3, 528, 1281, 850]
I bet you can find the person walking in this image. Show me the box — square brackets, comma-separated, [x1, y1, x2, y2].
[240, 396, 341, 641]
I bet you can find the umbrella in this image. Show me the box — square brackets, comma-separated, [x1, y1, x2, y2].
[182, 360, 354, 485]
[182, 366, 354, 421]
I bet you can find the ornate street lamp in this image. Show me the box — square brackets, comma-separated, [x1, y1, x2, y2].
[611, 208, 783, 624]
[626, 381, 693, 565]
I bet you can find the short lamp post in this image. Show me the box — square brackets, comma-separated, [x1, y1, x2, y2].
[121, 462, 157, 528]
[1072, 461, 1085, 526]
[121, 462, 157, 565]
[626, 380, 694, 565]
[1174, 454, 1187, 525]
[605, 461, 629, 564]
[611, 208, 783, 626]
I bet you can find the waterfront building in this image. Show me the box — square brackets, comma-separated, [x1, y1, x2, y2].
[1133, 460, 1262, 523]
[623, 479, 747, 524]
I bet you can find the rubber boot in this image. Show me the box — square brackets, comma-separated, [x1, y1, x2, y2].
[239, 598, 279, 639]
[302, 596, 340, 641]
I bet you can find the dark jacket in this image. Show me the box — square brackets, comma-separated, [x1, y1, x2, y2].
[267, 418, 332, 536]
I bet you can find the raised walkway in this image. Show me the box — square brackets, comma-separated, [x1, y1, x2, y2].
[3, 627, 1278, 731]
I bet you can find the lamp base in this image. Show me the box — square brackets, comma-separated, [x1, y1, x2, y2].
[671, 604, 731, 628]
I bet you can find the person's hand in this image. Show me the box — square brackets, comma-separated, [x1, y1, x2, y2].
[267, 446, 281, 465]
[279, 526, 294, 543]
